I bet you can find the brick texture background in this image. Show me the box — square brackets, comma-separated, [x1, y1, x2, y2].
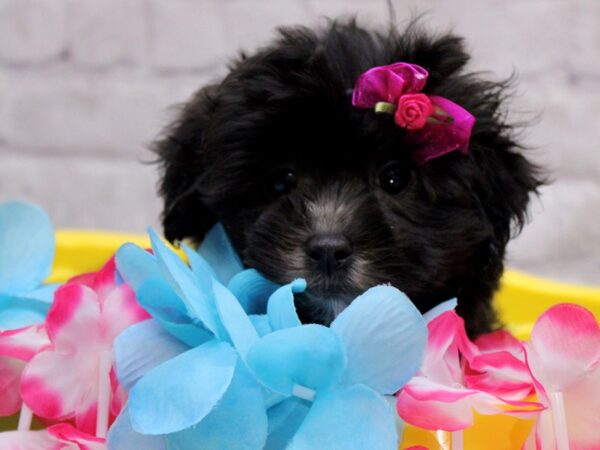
[1, 0, 599, 286]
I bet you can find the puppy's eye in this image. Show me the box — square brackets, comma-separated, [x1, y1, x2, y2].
[273, 169, 297, 194]
[379, 162, 409, 194]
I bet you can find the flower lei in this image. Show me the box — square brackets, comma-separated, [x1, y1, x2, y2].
[1, 200, 599, 450]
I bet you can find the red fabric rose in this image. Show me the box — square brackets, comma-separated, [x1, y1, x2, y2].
[394, 93, 435, 130]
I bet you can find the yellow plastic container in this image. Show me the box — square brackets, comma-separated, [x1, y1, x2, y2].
[4, 230, 600, 448]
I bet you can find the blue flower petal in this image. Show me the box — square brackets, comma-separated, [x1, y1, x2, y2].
[136, 279, 212, 347]
[246, 324, 345, 396]
[165, 362, 267, 450]
[267, 279, 305, 331]
[197, 224, 244, 285]
[115, 243, 162, 292]
[213, 280, 259, 360]
[107, 405, 167, 450]
[0, 201, 54, 295]
[181, 243, 218, 282]
[288, 385, 397, 450]
[0, 295, 50, 330]
[422, 297, 457, 323]
[264, 397, 310, 450]
[228, 269, 279, 315]
[129, 340, 237, 435]
[114, 319, 189, 391]
[384, 394, 406, 439]
[19, 283, 59, 303]
[330, 285, 427, 395]
[263, 389, 287, 410]
[250, 314, 273, 337]
[179, 257, 230, 342]
[148, 229, 220, 334]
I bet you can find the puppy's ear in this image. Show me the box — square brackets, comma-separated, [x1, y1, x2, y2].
[474, 142, 543, 246]
[459, 142, 542, 336]
[154, 85, 218, 243]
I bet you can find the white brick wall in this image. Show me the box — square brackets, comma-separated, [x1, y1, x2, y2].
[67, 0, 147, 68]
[0, 0, 599, 286]
[0, 153, 161, 231]
[148, 0, 229, 70]
[0, 71, 207, 158]
[0, 0, 67, 64]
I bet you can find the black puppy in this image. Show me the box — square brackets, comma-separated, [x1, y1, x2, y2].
[154, 20, 542, 337]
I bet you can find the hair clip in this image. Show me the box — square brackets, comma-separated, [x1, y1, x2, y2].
[352, 62, 475, 165]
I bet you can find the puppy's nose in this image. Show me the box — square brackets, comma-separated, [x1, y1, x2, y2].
[305, 234, 353, 275]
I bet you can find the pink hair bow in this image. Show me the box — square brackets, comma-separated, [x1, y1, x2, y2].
[352, 62, 475, 165]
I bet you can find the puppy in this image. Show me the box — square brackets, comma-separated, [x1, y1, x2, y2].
[154, 20, 542, 337]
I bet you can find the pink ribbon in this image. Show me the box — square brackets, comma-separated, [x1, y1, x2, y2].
[352, 62, 429, 107]
[352, 62, 475, 165]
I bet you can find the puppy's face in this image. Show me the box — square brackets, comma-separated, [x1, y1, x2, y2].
[196, 103, 493, 327]
[157, 22, 541, 335]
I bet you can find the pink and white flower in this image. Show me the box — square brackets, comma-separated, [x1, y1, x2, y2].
[0, 324, 49, 416]
[396, 310, 542, 431]
[0, 423, 105, 449]
[463, 329, 535, 401]
[20, 257, 149, 434]
[522, 303, 600, 450]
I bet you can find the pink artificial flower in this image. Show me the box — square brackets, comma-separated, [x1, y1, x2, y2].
[463, 329, 535, 402]
[396, 310, 541, 431]
[0, 356, 23, 416]
[0, 423, 105, 449]
[394, 94, 436, 130]
[522, 304, 600, 450]
[351, 62, 428, 107]
[20, 257, 149, 434]
[0, 324, 49, 416]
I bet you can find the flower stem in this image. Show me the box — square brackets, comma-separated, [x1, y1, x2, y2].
[435, 430, 451, 450]
[292, 384, 315, 402]
[434, 430, 464, 450]
[96, 350, 113, 438]
[451, 430, 464, 450]
[550, 391, 570, 450]
[374, 102, 397, 114]
[17, 403, 33, 431]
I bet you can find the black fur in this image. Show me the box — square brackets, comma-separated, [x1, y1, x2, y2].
[154, 20, 543, 336]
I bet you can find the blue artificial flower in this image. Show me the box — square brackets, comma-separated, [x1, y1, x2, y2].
[109, 226, 306, 450]
[246, 286, 428, 450]
[0, 201, 57, 330]
[109, 224, 440, 450]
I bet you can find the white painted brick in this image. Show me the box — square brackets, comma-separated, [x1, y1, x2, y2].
[302, 0, 579, 77]
[0, 0, 67, 64]
[514, 75, 600, 179]
[220, 0, 313, 55]
[0, 152, 161, 232]
[508, 179, 600, 285]
[573, 0, 600, 75]
[305, 0, 390, 25]
[513, 257, 600, 287]
[66, 0, 146, 67]
[0, 72, 207, 158]
[414, 0, 577, 77]
[148, 0, 229, 70]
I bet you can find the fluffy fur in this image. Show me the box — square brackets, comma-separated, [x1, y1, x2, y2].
[154, 20, 543, 336]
